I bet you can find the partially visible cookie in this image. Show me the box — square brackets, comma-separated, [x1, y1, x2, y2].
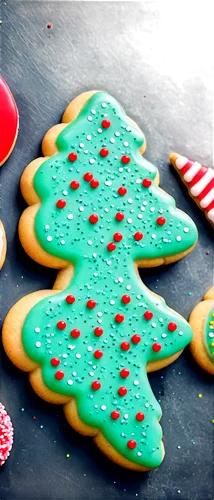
[0, 403, 14, 466]
[0, 220, 7, 270]
[0, 77, 19, 167]
[189, 288, 214, 375]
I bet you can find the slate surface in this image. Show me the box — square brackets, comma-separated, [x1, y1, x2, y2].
[0, 2, 213, 500]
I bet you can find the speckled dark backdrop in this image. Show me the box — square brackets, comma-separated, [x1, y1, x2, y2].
[0, 2, 213, 500]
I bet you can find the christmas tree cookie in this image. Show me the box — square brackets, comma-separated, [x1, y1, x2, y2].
[3, 91, 198, 471]
[189, 288, 214, 375]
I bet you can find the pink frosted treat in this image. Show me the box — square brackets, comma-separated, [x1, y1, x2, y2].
[0, 403, 14, 466]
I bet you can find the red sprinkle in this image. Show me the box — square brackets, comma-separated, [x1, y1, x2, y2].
[84, 172, 93, 182]
[55, 370, 64, 380]
[68, 152, 78, 162]
[94, 327, 103, 337]
[120, 368, 130, 378]
[56, 199, 66, 209]
[111, 410, 120, 420]
[70, 180, 80, 190]
[134, 232, 143, 241]
[113, 232, 123, 242]
[121, 155, 130, 164]
[142, 178, 152, 188]
[152, 342, 162, 352]
[121, 295, 131, 304]
[87, 299, 96, 309]
[102, 119, 111, 128]
[71, 329, 80, 338]
[121, 341, 130, 351]
[92, 381, 101, 391]
[57, 321, 66, 330]
[168, 322, 177, 331]
[100, 148, 109, 157]
[136, 412, 145, 422]
[157, 216, 166, 226]
[118, 186, 127, 196]
[115, 313, 124, 323]
[144, 311, 153, 320]
[90, 179, 99, 188]
[127, 440, 137, 449]
[118, 386, 128, 396]
[51, 358, 60, 367]
[132, 334, 141, 344]
[107, 242, 116, 252]
[47, 23, 52, 29]
[94, 350, 103, 359]
[89, 214, 99, 224]
[115, 212, 124, 221]
[66, 295, 75, 304]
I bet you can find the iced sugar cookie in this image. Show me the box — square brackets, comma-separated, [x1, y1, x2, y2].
[3, 91, 198, 471]
[189, 288, 214, 375]
[0, 77, 19, 166]
[0, 403, 14, 466]
[0, 220, 7, 270]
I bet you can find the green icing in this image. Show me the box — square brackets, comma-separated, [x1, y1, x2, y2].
[204, 307, 214, 362]
[22, 92, 198, 469]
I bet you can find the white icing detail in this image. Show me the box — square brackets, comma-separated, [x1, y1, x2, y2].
[35, 342, 41, 348]
[47, 236, 52, 241]
[190, 169, 213, 197]
[76, 353, 81, 359]
[101, 103, 107, 108]
[183, 227, 189, 233]
[87, 116, 92, 121]
[68, 345, 76, 350]
[200, 187, 214, 208]
[35, 327, 40, 333]
[87, 346, 93, 352]
[101, 405, 106, 411]
[89, 158, 95, 164]
[67, 214, 73, 220]
[79, 143, 84, 148]
[183, 162, 201, 182]
[176, 236, 182, 241]
[105, 180, 112, 186]
[67, 380, 73, 385]
[123, 141, 129, 147]
[45, 225, 50, 230]
[97, 128, 102, 133]
[175, 155, 188, 169]
[207, 207, 214, 222]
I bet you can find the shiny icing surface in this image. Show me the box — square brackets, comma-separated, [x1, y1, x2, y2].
[0, 77, 19, 165]
[204, 307, 214, 361]
[22, 92, 197, 468]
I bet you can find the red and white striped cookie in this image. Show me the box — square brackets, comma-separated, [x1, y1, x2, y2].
[170, 153, 214, 228]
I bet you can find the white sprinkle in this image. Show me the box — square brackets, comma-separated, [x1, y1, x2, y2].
[209, 332, 214, 338]
[110, 138, 115, 143]
[35, 327, 40, 333]
[63, 190, 68, 196]
[126, 285, 131, 290]
[127, 198, 133, 204]
[150, 207, 155, 213]
[136, 179, 141, 184]
[94, 405, 98, 409]
[118, 277, 123, 283]
[94, 272, 98, 277]
[183, 227, 189, 233]
[67, 379, 73, 385]
[135, 394, 140, 399]
[61, 240, 65, 245]
[104, 208, 109, 212]
[123, 141, 129, 147]
[91, 109, 96, 115]
[151, 234, 156, 239]
[151, 322, 157, 328]
[87, 346, 93, 352]
[101, 103, 107, 108]
[97, 312, 102, 317]
[162, 333, 167, 338]
[89, 158, 95, 164]
[45, 225, 50, 230]
[87, 116, 92, 121]
[86, 135, 92, 140]
[124, 414, 128, 419]
[88, 240, 92, 245]
[73, 371, 77, 376]
[67, 214, 73, 220]
[105, 180, 112, 186]
[52, 175, 56, 180]
[143, 201, 148, 206]
[115, 131, 120, 137]
[79, 206, 84, 212]
[159, 318, 163, 322]
[101, 405, 107, 411]
[107, 260, 111, 266]
[35, 342, 41, 348]
[68, 345, 76, 350]
[140, 206, 145, 212]
[127, 218, 132, 224]
[80, 143, 84, 148]
[138, 214, 143, 219]
[97, 128, 102, 133]
[93, 253, 97, 258]
[137, 452, 142, 457]
[89, 372, 94, 376]
[145, 403, 149, 408]
[110, 300, 115, 305]
[47, 236, 53, 242]
[134, 380, 139, 386]
[62, 354, 68, 359]
[118, 167, 123, 173]
[178, 331, 184, 336]
[76, 353, 81, 359]
[176, 236, 182, 241]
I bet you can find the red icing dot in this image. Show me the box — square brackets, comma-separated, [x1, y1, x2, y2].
[168, 322, 177, 332]
[56, 199, 66, 209]
[90, 179, 99, 188]
[142, 178, 152, 188]
[157, 216, 166, 226]
[51, 357, 60, 367]
[121, 295, 131, 304]
[87, 299, 96, 309]
[57, 321, 66, 330]
[100, 148, 109, 157]
[94, 350, 103, 359]
[94, 327, 103, 337]
[71, 329, 80, 338]
[144, 311, 153, 320]
[68, 152, 78, 162]
[107, 242, 116, 252]
[55, 370, 64, 380]
[66, 295, 75, 304]
[136, 412, 145, 422]
[134, 232, 143, 241]
[84, 172, 93, 182]
[115, 212, 124, 221]
[111, 410, 120, 420]
[115, 313, 124, 323]
[121, 341, 130, 351]
[92, 381, 101, 391]
[120, 368, 130, 378]
[132, 334, 141, 344]
[152, 342, 162, 352]
[102, 119, 111, 128]
[70, 180, 80, 190]
[89, 214, 99, 224]
[118, 386, 128, 396]
[121, 155, 130, 164]
[113, 232, 123, 242]
[118, 186, 127, 196]
[127, 440, 137, 449]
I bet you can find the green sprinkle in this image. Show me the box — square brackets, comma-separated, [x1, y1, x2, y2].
[21, 408, 25, 412]
[192, 441, 196, 445]
[188, 292, 192, 296]
[66, 453, 70, 458]
[0, 20, 3, 25]
[40, 425, 44, 429]
[198, 393, 203, 398]
[212, 419, 214, 424]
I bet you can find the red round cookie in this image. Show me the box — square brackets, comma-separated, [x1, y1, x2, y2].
[0, 77, 19, 166]
[0, 403, 14, 466]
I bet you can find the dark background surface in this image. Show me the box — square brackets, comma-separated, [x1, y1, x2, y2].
[0, 2, 213, 499]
